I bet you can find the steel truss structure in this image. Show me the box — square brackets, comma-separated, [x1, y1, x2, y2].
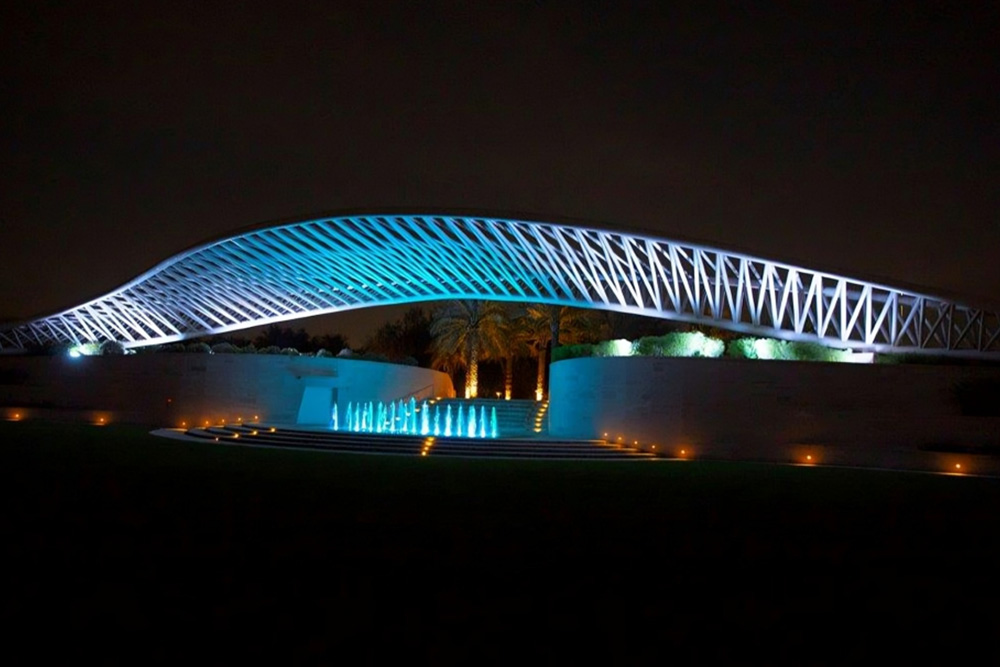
[2, 213, 998, 356]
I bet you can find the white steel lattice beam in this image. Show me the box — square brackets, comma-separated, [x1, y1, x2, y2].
[2, 213, 999, 357]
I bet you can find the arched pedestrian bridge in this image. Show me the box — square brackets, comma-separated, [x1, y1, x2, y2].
[3, 211, 998, 357]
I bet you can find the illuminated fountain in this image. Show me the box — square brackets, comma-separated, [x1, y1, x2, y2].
[332, 400, 499, 439]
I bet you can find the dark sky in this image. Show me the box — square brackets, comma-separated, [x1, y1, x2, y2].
[2, 1, 998, 344]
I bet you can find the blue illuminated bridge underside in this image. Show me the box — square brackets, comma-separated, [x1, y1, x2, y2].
[2, 212, 999, 357]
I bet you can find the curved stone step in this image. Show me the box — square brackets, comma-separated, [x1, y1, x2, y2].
[171, 422, 651, 460]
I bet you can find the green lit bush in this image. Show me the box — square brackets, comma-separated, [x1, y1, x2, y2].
[788, 341, 852, 362]
[727, 337, 757, 359]
[210, 342, 240, 354]
[99, 340, 126, 356]
[632, 336, 662, 356]
[632, 332, 724, 358]
[553, 332, 854, 364]
[701, 336, 726, 358]
[727, 337, 853, 362]
[593, 339, 633, 357]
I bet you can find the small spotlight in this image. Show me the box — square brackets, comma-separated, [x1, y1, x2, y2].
[680, 449, 686, 456]
[806, 455, 812, 461]
[955, 463, 962, 470]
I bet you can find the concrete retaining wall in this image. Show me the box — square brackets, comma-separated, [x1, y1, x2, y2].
[0, 354, 454, 426]
[549, 356, 1000, 469]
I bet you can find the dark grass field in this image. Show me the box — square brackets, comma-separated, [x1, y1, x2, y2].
[2, 421, 999, 663]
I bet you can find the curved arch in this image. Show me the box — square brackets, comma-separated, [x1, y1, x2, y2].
[2, 212, 999, 357]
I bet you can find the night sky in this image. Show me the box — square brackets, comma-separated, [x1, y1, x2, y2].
[3, 2, 998, 344]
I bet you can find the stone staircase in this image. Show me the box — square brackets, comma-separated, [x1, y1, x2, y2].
[168, 422, 653, 461]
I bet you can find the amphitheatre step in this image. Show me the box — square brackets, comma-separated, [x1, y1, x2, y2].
[175, 422, 650, 460]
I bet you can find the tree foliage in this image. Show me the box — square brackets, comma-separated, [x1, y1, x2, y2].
[364, 307, 432, 366]
[430, 300, 508, 398]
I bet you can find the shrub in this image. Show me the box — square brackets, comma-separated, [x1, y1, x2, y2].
[660, 333, 693, 357]
[593, 339, 633, 357]
[728, 337, 854, 362]
[633, 336, 663, 357]
[160, 343, 188, 353]
[700, 336, 725, 358]
[631, 332, 725, 358]
[99, 340, 126, 356]
[671, 331, 723, 357]
[770, 340, 795, 360]
[210, 342, 240, 354]
[727, 338, 758, 359]
[875, 352, 967, 365]
[786, 341, 825, 361]
[788, 341, 853, 362]
[280, 347, 300, 356]
[315, 348, 333, 358]
[258, 345, 282, 355]
[185, 342, 212, 354]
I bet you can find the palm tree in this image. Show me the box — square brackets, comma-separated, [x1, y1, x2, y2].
[498, 304, 532, 400]
[523, 304, 599, 400]
[522, 306, 553, 401]
[430, 300, 508, 398]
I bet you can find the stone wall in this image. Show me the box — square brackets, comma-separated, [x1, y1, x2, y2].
[0, 354, 454, 426]
[549, 356, 1000, 469]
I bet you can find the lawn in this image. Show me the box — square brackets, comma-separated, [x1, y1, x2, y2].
[2, 420, 998, 663]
